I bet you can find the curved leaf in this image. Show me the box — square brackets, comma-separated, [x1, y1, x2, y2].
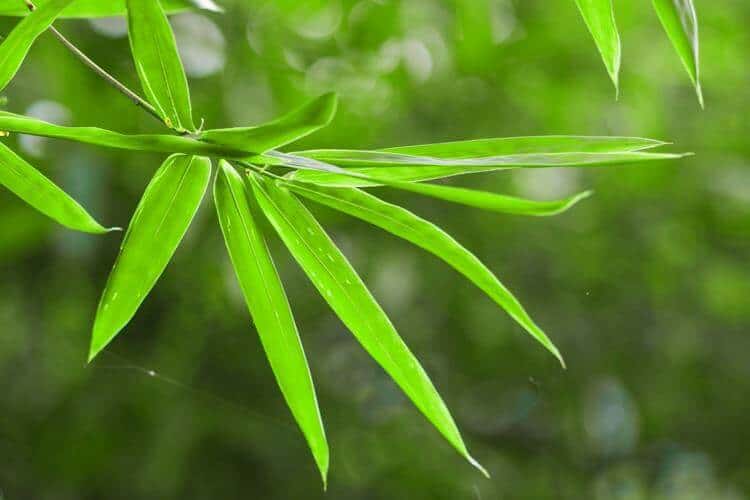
[0, 0, 221, 17]
[248, 174, 487, 476]
[126, 0, 194, 131]
[0, 0, 75, 92]
[199, 93, 338, 154]
[0, 142, 112, 233]
[574, 0, 621, 93]
[653, 0, 703, 106]
[285, 181, 564, 366]
[89, 155, 211, 360]
[214, 161, 328, 485]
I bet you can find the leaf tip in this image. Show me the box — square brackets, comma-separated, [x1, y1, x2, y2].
[467, 454, 490, 479]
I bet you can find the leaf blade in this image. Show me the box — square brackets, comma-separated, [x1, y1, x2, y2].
[89, 154, 211, 360]
[214, 161, 328, 484]
[0, 0, 221, 17]
[574, 0, 621, 93]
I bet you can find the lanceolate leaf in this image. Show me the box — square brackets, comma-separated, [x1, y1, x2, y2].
[0, 0, 221, 17]
[0, 141, 112, 234]
[214, 161, 328, 485]
[200, 93, 338, 155]
[653, 0, 703, 106]
[0, 0, 75, 92]
[288, 165, 504, 187]
[574, 0, 621, 93]
[126, 0, 195, 131]
[285, 181, 565, 366]
[248, 174, 487, 475]
[0, 111, 248, 157]
[89, 155, 210, 361]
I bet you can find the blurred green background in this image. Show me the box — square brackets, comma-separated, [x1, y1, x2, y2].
[1, 0, 749, 498]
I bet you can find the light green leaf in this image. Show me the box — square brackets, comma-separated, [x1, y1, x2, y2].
[574, 0, 621, 93]
[89, 154, 210, 360]
[199, 93, 338, 155]
[126, 0, 195, 131]
[214, 161, 328, 485]
[289, 165, 503, 187]
[0, 111, 248, 157]
[0, 0, 75, 92]
[0, 0, 221, 17]
[248, 174, 487, 475]
[0, 141, 112, 233]
[653, 0, 703, 107]
[286, 181, 564, 366]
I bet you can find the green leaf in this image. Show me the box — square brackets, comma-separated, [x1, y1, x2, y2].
[0, 0, 75, 92]
[89, 154, 210, 360]
[214, 161, 328, 485]
[248, 173, 487, 476]
[0, 111, 249, 157]
[0, 0, 221, 17]
[0, 141, 112, 234]
[653, 0, 703, 107]
[289, 165, 503, 187]
[199, 93, 338, 155]
[574, 0, 621, 93]
[285, 181, 564, 366]
[126, 0, 195, 131]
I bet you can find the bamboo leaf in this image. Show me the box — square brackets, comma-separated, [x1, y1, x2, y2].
[199, 93, 338, 154]
[89, 154, 211, 360]
[574, 0, 621, 93]
[0, 0, 221, 17]
[0, 0, 75, 92]
[286, 181, 564, 365]
[248, 173, 487, 475]
[653, 0, 703, 106]
[0, 142, 113, 233]
[126, 0, 195, 131]
[214, 161, 328, 485]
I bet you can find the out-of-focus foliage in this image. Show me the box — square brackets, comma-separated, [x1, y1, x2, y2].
[1, 0, 748, 499]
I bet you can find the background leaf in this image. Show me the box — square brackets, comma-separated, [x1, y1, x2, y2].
[574, 0, 621, 93]
[0, 0, 221, 17]
[89, 155, 210, 360]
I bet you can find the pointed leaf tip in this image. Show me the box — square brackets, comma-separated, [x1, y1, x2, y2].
[467, 454, 490, 479]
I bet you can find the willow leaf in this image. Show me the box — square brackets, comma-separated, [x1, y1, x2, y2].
[0, 0, 221, 17]
[89, 155, 210, 360]
[0, 0, 75, 92]
[248, 174, 486, 475]
[574, 0, 621, 93]
[653, 0, 703, 106]
[126, 0, 194, 131]
[199, 93, 338, 155]
[286, 181, 564, 365]
[214, 161, 328, 485]
[0, 142, 112, 234]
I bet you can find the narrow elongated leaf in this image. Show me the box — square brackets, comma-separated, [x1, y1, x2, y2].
[289, 165, 504, 187]
[0, 0, 75, 92]
[0, 0, 221, 17]
[286, 181, 564, 365]
[0, 142, 112, 233]
[200, 93, 338, 154]
[126, 0, 195, 131]
[249, 174, 486, 475]
[0, 111, 248, 157]
[89, 155, 210, 360]
[214, 161, 328, 485]
[574, 0, 621, 92]
[653, 0, 703, 106]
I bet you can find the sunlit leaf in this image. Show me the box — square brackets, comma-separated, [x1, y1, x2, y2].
[286, 181, 565, 365]
[214, 161, 328, 485]
[0, 0, 75, 92]
[248, 174, 487, 475]
[574, 0, 621, 93]
[89, 155, 211, 360]
[200, 93, 338, 154]
[0, 141, 112, 233]
[126, 0, 195, 131]
[0, 0, 221, 17]
[653, 0, 703, 106]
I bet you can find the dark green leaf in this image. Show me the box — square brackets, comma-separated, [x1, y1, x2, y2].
[286, 181, 564, 365]
[248, 174, 487, 475]
[214, 161, 328, 485]
[574, 0, 621, 92]
[0, 0, 221, 17]
[126, 0, 195, 131]
[89, 155, 211, 360]
[0, 141, 113, 233]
